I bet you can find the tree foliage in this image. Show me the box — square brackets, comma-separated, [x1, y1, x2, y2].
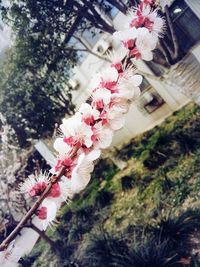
[0, 0, 128, 146]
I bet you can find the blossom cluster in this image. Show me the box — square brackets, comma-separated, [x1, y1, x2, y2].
[20, 0, 164, 232]
[21, 64, 143, 230]
[113, 0, 165, 61]
[1, 0, 165, 265]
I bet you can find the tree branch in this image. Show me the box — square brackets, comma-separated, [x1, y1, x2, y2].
[0, 166, 66, 251]
[27, 223, 56, 249]
[73, 35, 111, 62]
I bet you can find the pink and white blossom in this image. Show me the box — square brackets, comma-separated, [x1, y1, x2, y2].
[147, 10, 165, 36]
[99, 67, 119, 92]
[54, 137, 72, 156]
[60, 114, 93, 148]
[130, 28, 157, 60]
[91, 88, 112, 109]
[37, 199, 57, 230]
[106, 49, 127, 72]
[116, 73, 142, 100]
[70, 153, 94, 193]
[113, 28, 138, 49]
[92, 122, 114, 149]
[100, 107, 125, 131]
[78, 103, 100, 125]
[89, 66, 119, 93]
[20, 172, 50, 197]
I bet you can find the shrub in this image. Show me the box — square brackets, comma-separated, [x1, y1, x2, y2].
[82, 232, 129, 267]
[151, 209, 200, 254]
[95, 190, 114, 208]
[121, 175, 135, 191]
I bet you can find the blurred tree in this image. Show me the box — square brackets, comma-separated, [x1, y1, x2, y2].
[0, 0, 129, 146]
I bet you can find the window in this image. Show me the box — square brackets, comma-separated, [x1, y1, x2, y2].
[137, 77, 165, 114]
[170, 0, 200, 53]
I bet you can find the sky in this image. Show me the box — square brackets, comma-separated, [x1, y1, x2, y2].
[0, 0, 12, 54]
[0, 24, 12, 53]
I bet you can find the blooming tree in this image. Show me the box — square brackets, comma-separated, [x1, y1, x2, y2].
[0, 0, 165, 265]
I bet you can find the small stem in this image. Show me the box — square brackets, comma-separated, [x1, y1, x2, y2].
[0, 166, 66, 251]
[28, 224, 56, 250]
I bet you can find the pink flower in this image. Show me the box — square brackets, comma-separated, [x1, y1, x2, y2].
[147, 10, 165, 36]
[100, 108, 126, 130]
[130, 5, 165, 35]
[90, 66, 119, 93]
[48, 183, 61, 198]
[116, 71, 142, 100]
[91, 88, 112, 109]
[70, 152, 99, 193]
[99, 67, 119, 92]
[113, 28, 138, 49]
[130, 28, 157, 61]
[78, 103, 100, 125]
[37, 206, 47, 220]
[37, 199, 57, 230]
[60, 113, 93, 148]
[20, 172, 50, 197]
[29, 182, 47, 197]
[92, 122, 113, 149]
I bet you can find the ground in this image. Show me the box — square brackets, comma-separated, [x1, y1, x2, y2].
[19, 102, 200, 267]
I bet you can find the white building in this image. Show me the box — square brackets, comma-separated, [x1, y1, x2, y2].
[67, 0, 200, 148]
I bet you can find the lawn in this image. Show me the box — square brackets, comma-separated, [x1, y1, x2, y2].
[20, 103, 200, 267]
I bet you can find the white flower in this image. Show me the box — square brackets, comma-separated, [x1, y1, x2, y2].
[110, 98, 129, 114]
[99, 106, 126, 131]
[60, 113, 93, 148]
[70, 153, 94, 193]
[91, 88, 112, 109]
[132, 28, 158, 61]
[20, 172, 50, 197]
[116, 73, 142, 100]
[147, 10, 165, 36]
[78, 103, 100, 125]
[92, 122, 114, 149]
[100, 66, 119, 89]
[106, 48, 127, 66]
[89, 66, 119, 92]
[38, 198, 57, 230]
[58, 178, 74, 202]
[54, 137, 72, 156]
[113, 28, 138, 49]
[123, 5, 165, 37]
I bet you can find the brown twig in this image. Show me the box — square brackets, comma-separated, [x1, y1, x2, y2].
[0, 166, 66, 251]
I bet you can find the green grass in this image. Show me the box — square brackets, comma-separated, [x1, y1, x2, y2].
[20, 103, 200, 267]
